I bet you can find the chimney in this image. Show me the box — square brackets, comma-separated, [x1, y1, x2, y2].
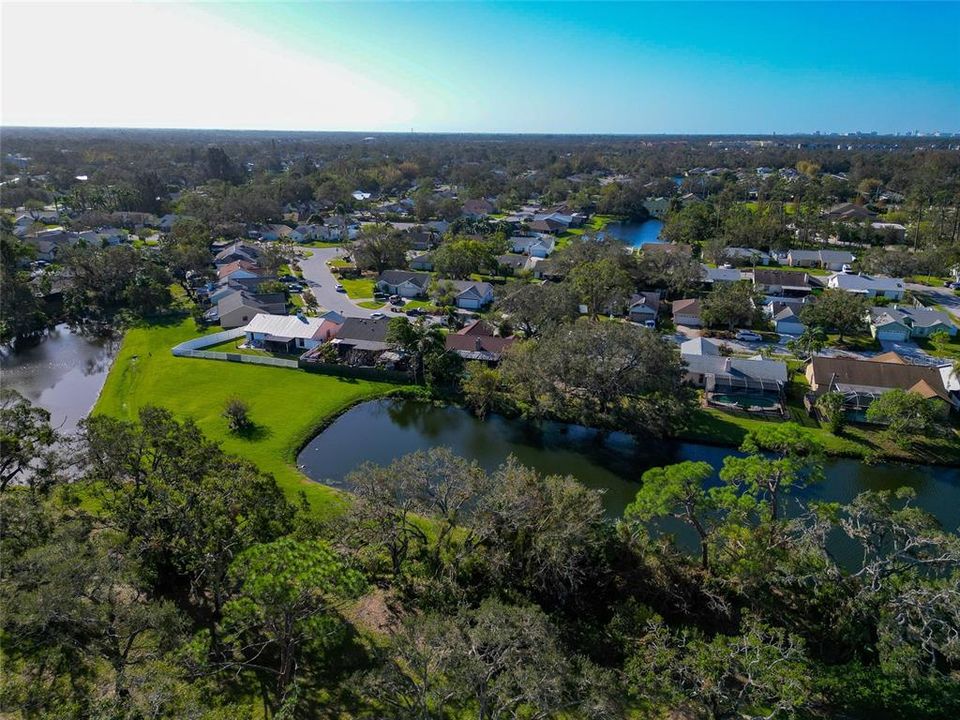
[475, 338, 483, 351]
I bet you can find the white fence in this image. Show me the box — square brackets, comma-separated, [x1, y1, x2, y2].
[171, 328, 300, 369]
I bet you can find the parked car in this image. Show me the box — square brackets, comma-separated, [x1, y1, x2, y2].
[279, 274, 297, 282]
[288, 284, 303, 292]
[841, 264, 854, 274]
[389, 296, 405, 306]
[370, 311, 385, 319]
[735, 330, 763, 342]
[405, 307, 424, 317]
[335, 283, 345, 292]
[643, 319, 656, 329]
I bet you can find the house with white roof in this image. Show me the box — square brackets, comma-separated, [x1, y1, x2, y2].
[510, 235, 556, 258]
[243, 313, 342, 354]
[827, 272, 905, 300]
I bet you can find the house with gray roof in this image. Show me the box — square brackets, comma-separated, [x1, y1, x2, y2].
[377, 270, 432, 297]
[827, 272, 905, 300]
[448, 280, 495, 310]
[869, 305, 958, 341]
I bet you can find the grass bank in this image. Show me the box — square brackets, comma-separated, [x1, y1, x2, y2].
[94, 316, 399, 518]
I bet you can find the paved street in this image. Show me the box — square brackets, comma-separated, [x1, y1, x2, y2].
[296, 247, 377, 318]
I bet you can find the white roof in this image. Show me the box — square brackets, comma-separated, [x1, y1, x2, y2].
[244, 313, 336, 341]
[680, 337, 722, 356]
[828, 273, 904, 293]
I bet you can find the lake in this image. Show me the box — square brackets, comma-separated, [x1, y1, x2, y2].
[299, 399, 960, 531]
[1, 324, 119, 434]
[603, 219, 664, 248]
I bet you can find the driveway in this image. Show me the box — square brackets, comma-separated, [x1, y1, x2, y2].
[296, 247, 377, 318]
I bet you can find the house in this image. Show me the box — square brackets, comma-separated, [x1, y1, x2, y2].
[447, 280, 495, 310]
[870, 222, 907, 242]
[211, 291, 287, 329]
[805, 355, 957, 417]
[672, 298, 702, 327]
[444, 320, 516, 364]
[821, 203, 877, 222]
[768, 302, 806, 335]
[827, 272, 905, 300]
[329, 317, 393, 365]
[352, 190, 372, 202]
[627, 292, 661, 325]
[290, 224, 322, 243]
[156, 214, 180, 232]
[320, 216, 359, 241]
[527, 218, 566, 234]
[531, 258, 564, 281]
[510, 235, 556, 257]
[644, 243, 694, 258]
[462, 198, 495, 218]
[207, 275, 278, 304]
[377, 270, 432, 298]
[496, 254, 532, 274]
[409, 253, 435, 271]
[725, 247, 770, 266]
[215, 242, 260, 266]
[786, 249, 855, 271]
[244, 312, 342, 353]
[258, 224, 293, 242]
[681, 340, 787, 408]
[753, 269, 818, 300]
[217, 260, 266, 282]
[869, 306, 958, 341]
[701, 265, 744, 284]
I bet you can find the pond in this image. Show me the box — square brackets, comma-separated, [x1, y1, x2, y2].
[299, 399, 960, 531]
[602, 219, 664, 248]
[1, 324, 119, 433]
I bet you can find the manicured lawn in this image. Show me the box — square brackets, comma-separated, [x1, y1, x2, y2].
[358, 300, 386, 309]
[94, 316, 399, 518]
[338, 276, 376, 299]
[826, 333, 881, 352]
[302, 241, 346, 249]
[905, 275, 947, 287]
[915, 334, 960, 361]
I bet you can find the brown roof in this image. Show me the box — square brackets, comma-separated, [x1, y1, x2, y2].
[445, 333, 515, 357]
[672, 298, 701, 316]
[871, 351, 908, 365]
[808, 355, 950, 403]
[753, 269, 816, 289]
[217, 259, 264, 279]
[457, 319, 498, 337]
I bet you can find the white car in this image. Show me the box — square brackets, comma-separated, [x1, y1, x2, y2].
[735, 330, 762, 342]
[841, 264, 854, 274]
[370, 311, 385, 319]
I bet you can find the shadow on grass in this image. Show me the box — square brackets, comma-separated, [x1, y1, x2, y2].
[232, 423, 273, 442]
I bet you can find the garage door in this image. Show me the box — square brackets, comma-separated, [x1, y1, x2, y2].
[876, 328, 909, 342]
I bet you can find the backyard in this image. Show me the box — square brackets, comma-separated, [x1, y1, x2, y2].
[94, 315, 399, 517]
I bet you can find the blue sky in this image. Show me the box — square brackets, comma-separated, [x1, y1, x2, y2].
[3, 1, 958, 133]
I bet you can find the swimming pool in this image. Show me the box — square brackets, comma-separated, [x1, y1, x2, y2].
[710, 393, 781, 410]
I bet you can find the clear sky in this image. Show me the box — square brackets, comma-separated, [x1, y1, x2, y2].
[2, 1, 958, 134]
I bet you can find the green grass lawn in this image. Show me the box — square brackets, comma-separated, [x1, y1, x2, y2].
[915, 334, 960, 361]
[358, 300, 386, 309]
[338, 276, 376, 299]
[94, 316, 399, 518]
[302, 241, 346, 249]
[905, 275, 947, 287]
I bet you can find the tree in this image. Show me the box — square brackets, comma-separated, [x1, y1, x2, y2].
[626, 461, 719, 570]
[787, 325, 827, 360]
[432, 237, 498, 278]
[222, 397, 252, 432]
[568, 258, 634, 318]
[661, 202, 714, 245]
[816, 391, 847, 434]
[461, 362, 502, 419]
[352, 223, 408, 273]
[800, 288, 870, 342]
[500, 318, 692, 434]
[865, 389, 941, 446]
[493, 282, 580, 337]
[0, 390, 59, 494]
[720, 424, 823, 521]
[220, 538, 365, 701]
[386, 317, 447, 385]
[700, 280, 761, 331]
[929, 329, 951, 355]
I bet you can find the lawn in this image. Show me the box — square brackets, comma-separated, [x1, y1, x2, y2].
[680, 406, 960, 466]
[358, 300, 386, 309]
[94, 316, 399, 518]
[302, 241, 346, 249]
[338, 276, 376, 299]
[915, 333, 960, 361]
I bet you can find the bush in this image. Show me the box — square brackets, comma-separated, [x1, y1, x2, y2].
[222, 397, 252, 432]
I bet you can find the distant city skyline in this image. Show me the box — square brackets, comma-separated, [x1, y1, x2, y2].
[2, 1, 958, 134]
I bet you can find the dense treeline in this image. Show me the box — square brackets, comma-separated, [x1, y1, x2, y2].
[2, 389, 958, 718]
